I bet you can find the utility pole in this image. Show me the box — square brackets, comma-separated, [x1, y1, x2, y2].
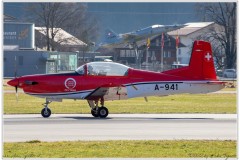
[131, 42, 140, 69]
[161, 46, 163, 71]
[176, 33, 180, 64]
[146, 38, 150, 70]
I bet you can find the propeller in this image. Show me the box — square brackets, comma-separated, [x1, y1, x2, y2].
[14, 56, 18, 102]
[144, 97, 148, 102]
[15, 86, 18, 102]
[7, 56, 20, 102]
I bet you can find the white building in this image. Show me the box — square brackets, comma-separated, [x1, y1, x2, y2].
[35, 27, 87, 52]
[168, 22, 218, 64]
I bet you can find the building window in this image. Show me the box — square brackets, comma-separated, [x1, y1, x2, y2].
[138, 50, 141, 54]
[18, 56, 23, 65]
[168, 51, 171, 58]
[152, 51, 155, 58]
[164, 51, 167, 58]
[156, 39, 159, 46]
[178, 48, 181, 55]
[124, 50, 136, 57]
[4, 57, 6, 62]
[149, 51, 155, 58]
[120, 50, 126, 57]
[148, 51, 152, 58]
[126, 50, 130, 57]
[130, 50, 135, 57]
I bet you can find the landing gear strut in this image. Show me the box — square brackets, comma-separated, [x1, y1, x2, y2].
[41, 100, 52, 118]
[88, 98, 109, 118]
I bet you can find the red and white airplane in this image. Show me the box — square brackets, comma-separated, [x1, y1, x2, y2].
[8, 40, 224, 118]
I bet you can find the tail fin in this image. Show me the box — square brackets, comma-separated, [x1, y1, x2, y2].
[188, 40, 217, 80]
[163, 40, 217, 80]
[105, 29, 118, 39]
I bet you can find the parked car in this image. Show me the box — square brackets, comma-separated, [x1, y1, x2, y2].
[223, 69, 237, 78]
[216, 69, 223, 77]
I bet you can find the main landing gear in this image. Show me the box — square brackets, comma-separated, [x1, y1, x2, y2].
[88, 98, 109, 118]
[41, 100, 52, 118]
[39, 98, 108, 118]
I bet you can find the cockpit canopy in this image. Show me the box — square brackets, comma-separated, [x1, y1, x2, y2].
[76, 62, 129, 76]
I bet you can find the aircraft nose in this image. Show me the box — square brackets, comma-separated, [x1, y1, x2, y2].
[7, 78, 19, 87]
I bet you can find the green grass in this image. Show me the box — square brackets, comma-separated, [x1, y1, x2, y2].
[4, 92, 236, 114]
[4, 140, 236, 158]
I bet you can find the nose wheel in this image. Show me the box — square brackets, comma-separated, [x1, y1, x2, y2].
[41, 100, 52, 118]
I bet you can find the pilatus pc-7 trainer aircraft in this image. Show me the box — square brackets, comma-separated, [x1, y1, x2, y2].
[8, 41, 224, 118]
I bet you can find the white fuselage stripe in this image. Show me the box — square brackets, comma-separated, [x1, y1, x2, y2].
[24, 81, 224, 100]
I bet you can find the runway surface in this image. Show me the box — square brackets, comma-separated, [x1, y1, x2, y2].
[4, 114, 237, 142]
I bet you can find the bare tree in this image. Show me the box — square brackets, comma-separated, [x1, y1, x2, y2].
[25, 3, 100, 51]
[194, 24, 226, 69]
[196, 3, 236, 69]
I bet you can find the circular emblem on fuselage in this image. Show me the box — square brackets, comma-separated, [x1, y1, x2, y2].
[64, 78, 76, 89]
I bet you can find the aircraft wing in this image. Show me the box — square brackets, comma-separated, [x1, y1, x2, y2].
[84, 86, 128, 101]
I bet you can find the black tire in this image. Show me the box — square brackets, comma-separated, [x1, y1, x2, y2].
[41, 108, 51, 118]
[91, 109, 99, 117]
[98, 107, 108, 118]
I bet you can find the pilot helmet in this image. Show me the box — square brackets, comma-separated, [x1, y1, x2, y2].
[88, 65, 93, 71]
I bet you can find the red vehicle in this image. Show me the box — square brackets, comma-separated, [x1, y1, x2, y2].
[8, 41, 224, 118]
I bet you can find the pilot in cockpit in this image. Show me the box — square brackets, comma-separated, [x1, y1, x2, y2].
[88, 65, 96, 75]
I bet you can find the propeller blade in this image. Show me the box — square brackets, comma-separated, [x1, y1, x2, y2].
[144, 97, 148, 102]
[15, 86, 18, 102]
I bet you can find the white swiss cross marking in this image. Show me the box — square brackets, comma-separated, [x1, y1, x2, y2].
[205, 52, 212, 61]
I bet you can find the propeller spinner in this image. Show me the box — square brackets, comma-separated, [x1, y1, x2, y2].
[7, 78, 19, 102]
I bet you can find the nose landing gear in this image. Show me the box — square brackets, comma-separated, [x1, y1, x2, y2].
[41, 100, 52, 118]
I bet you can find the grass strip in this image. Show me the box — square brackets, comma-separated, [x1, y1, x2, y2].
[4, 140, 236, 158]
[4, 93, 236, 114]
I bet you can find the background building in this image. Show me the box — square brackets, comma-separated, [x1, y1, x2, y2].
[97, 33, 185, 71]
[168, 22, 220, 64]
[35, 27, 87, 52]
[4, 22, 35, 50]
[3, 15, 87, 77]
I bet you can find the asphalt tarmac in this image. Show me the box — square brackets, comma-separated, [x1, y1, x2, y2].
[4, 114, 237, 142]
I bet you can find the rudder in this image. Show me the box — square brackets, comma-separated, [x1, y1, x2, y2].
[189, 40, 217, 80]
